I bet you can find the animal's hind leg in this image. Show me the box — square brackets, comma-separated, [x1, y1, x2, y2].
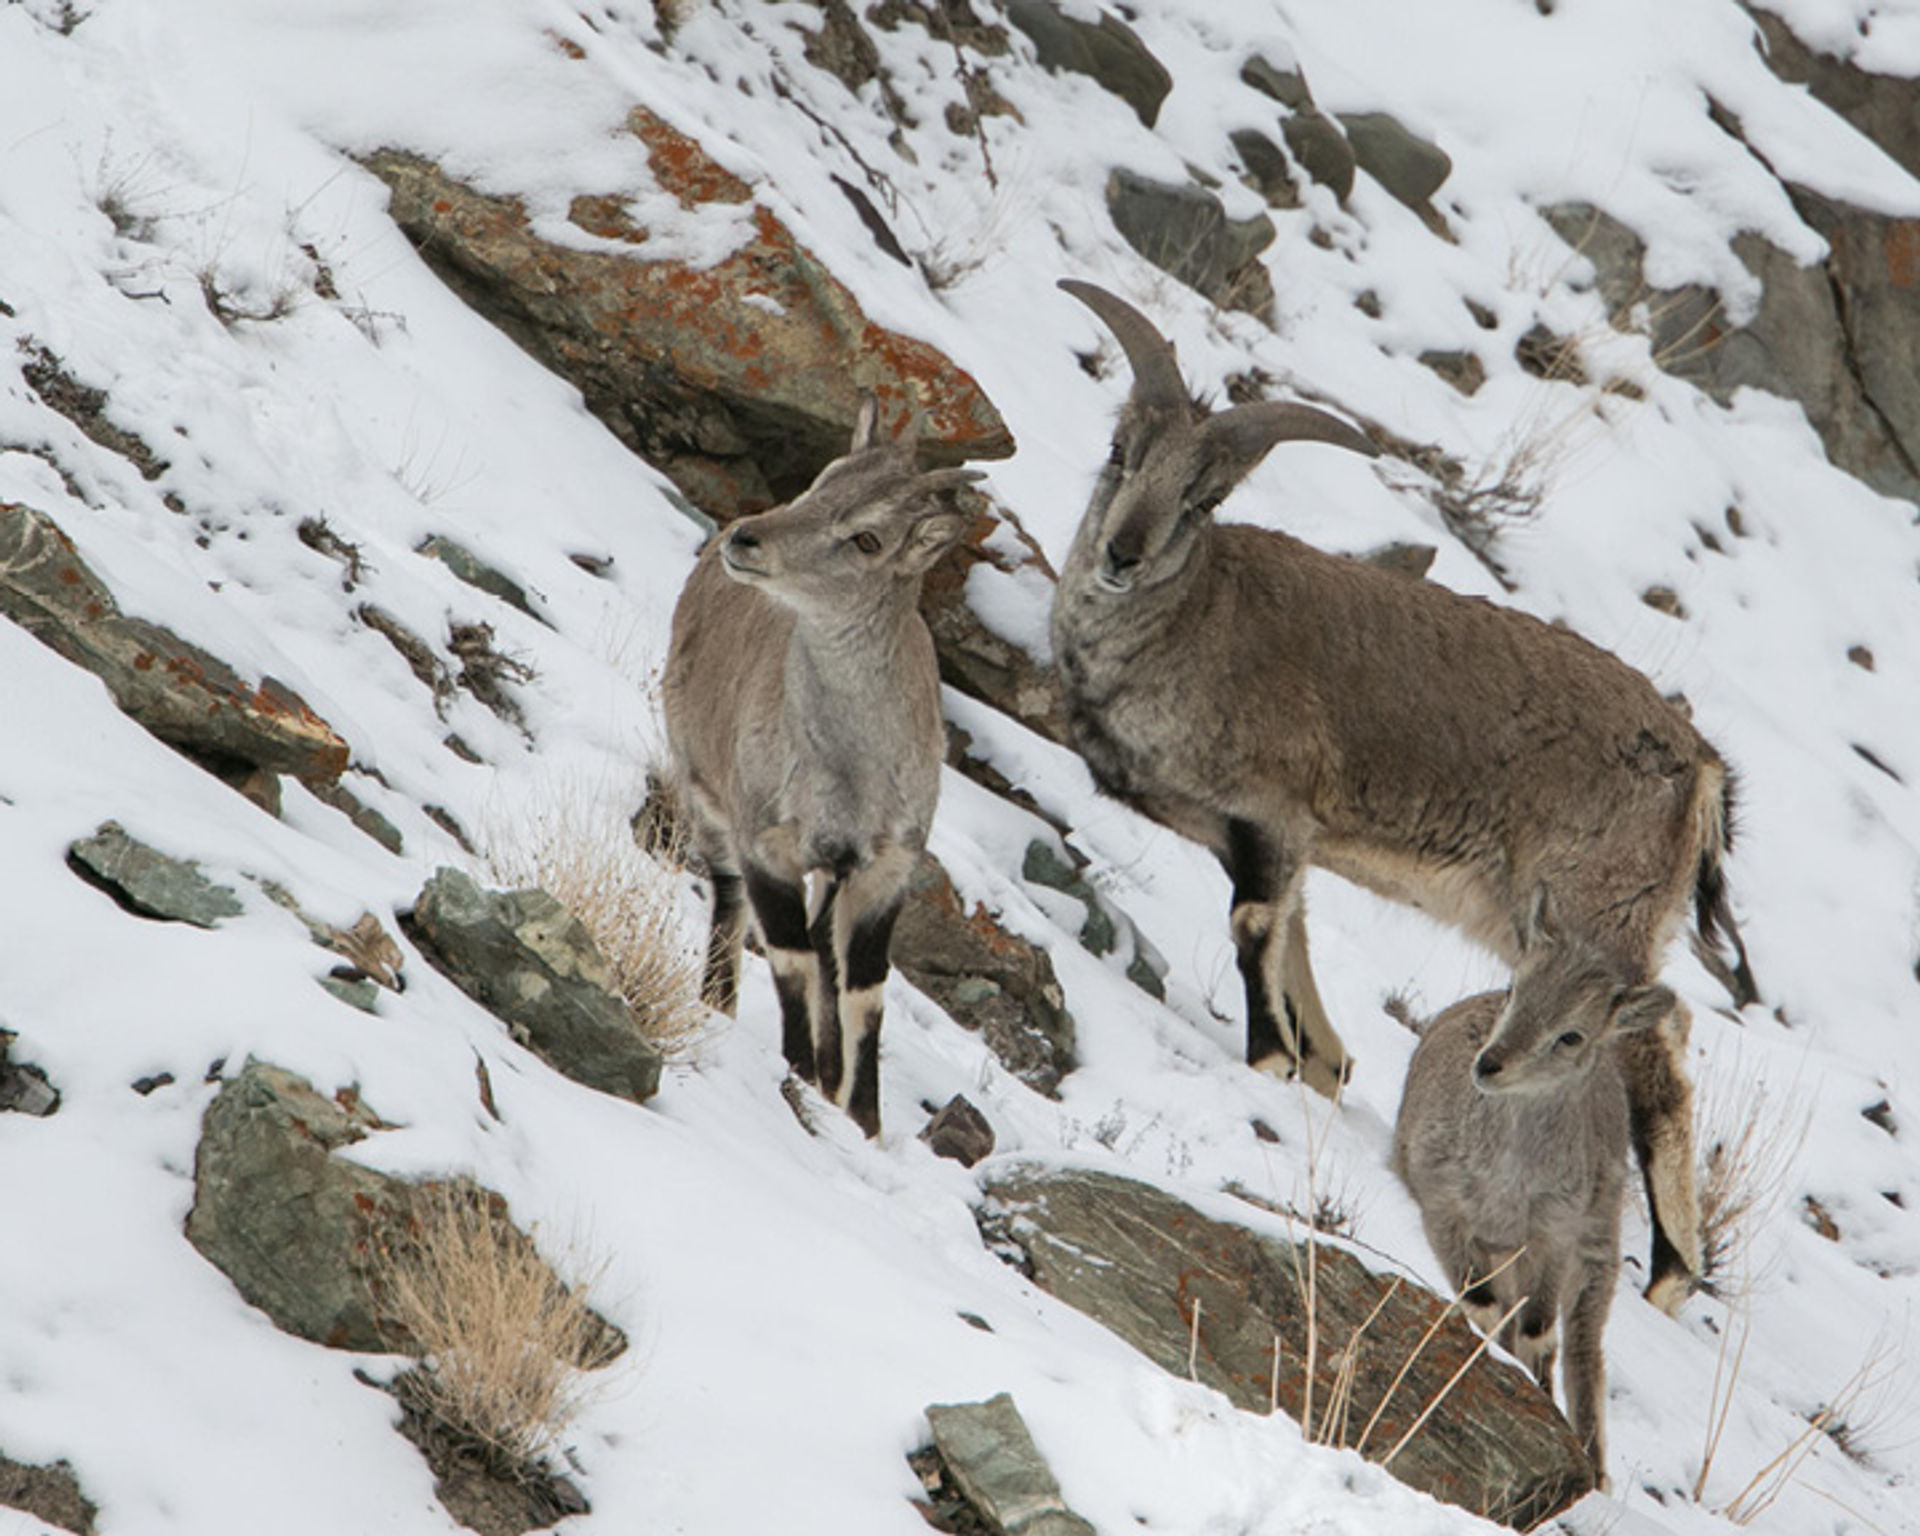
[1624, 999, 1702, 1314]
[1223, 819, 1351, 1098]
[701, 867, 746, 1016]
[745, 863, 818, 1083]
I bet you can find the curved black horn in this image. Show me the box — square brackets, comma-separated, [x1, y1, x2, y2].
[1058, 279, 1187, 410]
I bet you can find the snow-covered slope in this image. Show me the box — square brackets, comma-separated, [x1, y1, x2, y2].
[2, 1, 1918, 1532]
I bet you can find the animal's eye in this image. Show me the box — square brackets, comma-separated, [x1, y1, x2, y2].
[1556, 1029, 1586, 1050]
[852, 530, 883, 555]
[1193, 493, 1223, 517]
[1106, 440, 1125, 469]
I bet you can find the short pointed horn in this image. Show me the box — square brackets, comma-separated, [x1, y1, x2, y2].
[1203, 400, 1378, 463]
[1058, 278, 1187, 411]
[851, 390, 883, 452]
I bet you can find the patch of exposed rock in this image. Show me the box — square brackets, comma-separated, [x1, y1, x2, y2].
[405, 868, 664, 1105]
[979, 1166, 1595, 1526]
[0, 502, 350, 789]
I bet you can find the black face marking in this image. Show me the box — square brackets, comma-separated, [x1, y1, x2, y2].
[843, 900, 902, 992]
[1464, 1280, 1499, 1309]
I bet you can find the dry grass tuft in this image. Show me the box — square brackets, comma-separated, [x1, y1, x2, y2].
[481, 768, 709, 1059]
[1694, 1060, 1812, 1298]
[379, 1182, 620, 1475]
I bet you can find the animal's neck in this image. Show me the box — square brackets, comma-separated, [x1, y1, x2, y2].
[784, 593, 926, 713]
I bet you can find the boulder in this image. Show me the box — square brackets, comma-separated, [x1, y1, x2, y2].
[66, 821, 243, 929]
[405, 868, 663, 1105]
[1005, 0, 1171, 128]
[185, 1061, 423, 1351]
[1748, 9, 1920, 181]
[893, 856, 1077, 1097]
[1240, 56, 1356, 203]
[1339, 111, 1453, 219]
[1542, 198, 1920, 506]
[1105, 169, 1277, 318]
[921, 1393, 1096, 1536]
[186, 1061, 627, 1363]
[364, 119, 1011, 523]
[921, 1094, 997, 1167]
[0, 1032, 58, 1117]
[979, 1167, 1595, 1526]
[0, 502, 349, 785]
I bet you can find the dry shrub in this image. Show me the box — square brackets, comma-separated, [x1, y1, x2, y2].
[1694, 1059, 1811, 1298]
[381, 1182, 619, 1473]
[482, 769, 708, 1059]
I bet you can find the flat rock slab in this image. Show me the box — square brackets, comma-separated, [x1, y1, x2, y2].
[406, 867, 663, 1104]
[365, 119, 1011, 522]
[979, 1166, 1594, 1527]
[923, 1393, 1095, 1536]
[0, 502, 349, 783]
[67, 821, 243, 928]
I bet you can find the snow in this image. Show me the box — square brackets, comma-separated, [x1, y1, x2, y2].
[0, 0, 1918, 1532]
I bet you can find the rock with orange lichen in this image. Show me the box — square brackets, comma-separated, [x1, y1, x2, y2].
[0, 502, 349, 785]
[364, 112, 1013, 522]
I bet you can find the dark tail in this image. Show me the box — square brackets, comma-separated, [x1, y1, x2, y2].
[1690, 765, 1758, 1009]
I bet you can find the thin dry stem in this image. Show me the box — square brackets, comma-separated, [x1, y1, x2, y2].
[1380, 1295, 1530, 1470]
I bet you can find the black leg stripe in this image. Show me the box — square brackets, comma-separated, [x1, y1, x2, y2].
[745, 866, 809, 951]
[843, 901, 901, 992]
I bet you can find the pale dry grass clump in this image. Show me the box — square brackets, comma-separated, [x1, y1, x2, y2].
[1693, 1059, 1811, 1298]
[482, 768, 709, 1059]
[380, 1182, 619, 1473]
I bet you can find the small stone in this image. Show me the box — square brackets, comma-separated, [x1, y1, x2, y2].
[922, 1095, 996, 1167]
[1848, 644, 1876, 672]
[923, 1393, 1096, 1536]
[1641, 585, 1686, 618]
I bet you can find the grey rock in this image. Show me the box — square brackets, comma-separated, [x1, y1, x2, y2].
[185, 1060, 419, 1351]
[406, 868, 663, 1104]
[1005, 0, 1171, 127]
[921, 1094, 996, 1167]
[1339, 111, 1453, 213]
[923, 1393, 1096, 1536]
[1543, 198, 1920, 505]
[0, 502, 349, 784]
[1284, 112, 1358, 203]
[0, 1453, 95, 1535]
[979, 1166, 1595, 1526]
[893, 855, 1076, 1097]
[1228, 127, 1302, 210]
[1750, 9, 1920, 181]
[67, 821, 243, 928]
[0, 1031, 58, 1117]
[1240, 53, 1314, 112]
[187, 1062, 628, 1364]
[1106, 169, 1276, 317]
[417, 536, 545, 623]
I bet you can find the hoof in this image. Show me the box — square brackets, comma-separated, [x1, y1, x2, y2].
[1643, 1268, 1696, 1318]
[1252, 1048, 1352, 1102]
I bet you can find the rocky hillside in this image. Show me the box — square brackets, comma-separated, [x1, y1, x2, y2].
[1, 2, 1919, 1533]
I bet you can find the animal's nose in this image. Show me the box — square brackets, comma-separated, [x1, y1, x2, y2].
[1473, 1051, 1504, 1083]
[727, 525, 761, 553]
[1103, 539, 1142, 578]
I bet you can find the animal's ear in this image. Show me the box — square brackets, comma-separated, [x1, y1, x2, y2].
[1199, 401, 1378, 489]
[1610, 983, 1676, 1034]
[850, 391, 883, 453]
[1523, 885, 1559, 949]
[898, 509, 968, 573]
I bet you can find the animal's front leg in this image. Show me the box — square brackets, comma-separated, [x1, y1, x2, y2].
[1561, 1250, 1619, 1483]
[700, 866, 746, 1016]
[745, 863, 818, 1083]
[818, 847, 916, 1138]
[1222, 818, 1351, 1097]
